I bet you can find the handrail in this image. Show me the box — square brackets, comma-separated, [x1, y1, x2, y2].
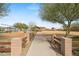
[50, 35, 72, 56]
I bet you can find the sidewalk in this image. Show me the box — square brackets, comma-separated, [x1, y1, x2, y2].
[26, 35, 61, 56]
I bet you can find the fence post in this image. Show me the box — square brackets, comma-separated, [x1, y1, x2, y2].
[11, 38, 22, 56]
[26, 33, 30, 43]
[61, 37, 72, 56]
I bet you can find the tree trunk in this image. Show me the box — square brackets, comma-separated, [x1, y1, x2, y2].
[65, 21, 71, 37]
[65, 26, 70, 37]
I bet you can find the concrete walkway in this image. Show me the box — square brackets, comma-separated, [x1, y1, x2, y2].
[27, 35, 61, 56]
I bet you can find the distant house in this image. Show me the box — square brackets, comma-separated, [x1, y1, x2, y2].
[39, 27, 49, 31]
[0, 26, 20, 32]
[34, 26, 51, 31]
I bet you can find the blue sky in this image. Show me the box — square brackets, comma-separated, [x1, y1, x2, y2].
[0, 3, 62, 29]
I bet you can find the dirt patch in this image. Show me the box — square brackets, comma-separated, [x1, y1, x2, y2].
[37, 31, 79, 36]
[0, 32, 26, 38]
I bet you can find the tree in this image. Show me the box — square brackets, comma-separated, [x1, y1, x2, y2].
[13, 23, 28, 31]
[0, 3, 9, 18]
[29, 22, 36, 31]
[40, 3, 79, 37]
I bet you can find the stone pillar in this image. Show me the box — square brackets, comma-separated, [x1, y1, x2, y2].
[11, 38, 22, 56]
[61, 37, 72, 56]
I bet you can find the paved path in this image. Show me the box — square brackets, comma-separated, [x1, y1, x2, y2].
[27, 35, 61, 56]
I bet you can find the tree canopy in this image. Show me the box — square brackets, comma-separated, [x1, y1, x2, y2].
[13, 23, 28, 31]
[0, 3, 9, 18]
[29, 22, 36, 31]
[40, 3, 79, 36]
